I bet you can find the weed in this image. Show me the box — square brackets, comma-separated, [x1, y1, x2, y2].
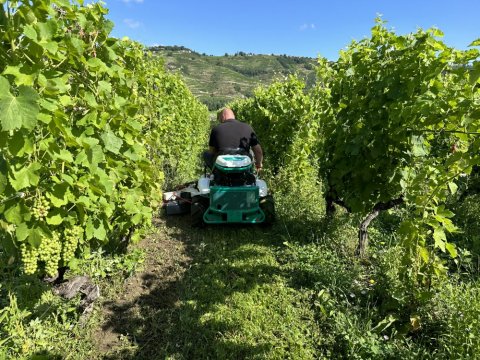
[421, 280, 480, 359]
[69, 248, 145, 280]
[0, 243, 145, 359]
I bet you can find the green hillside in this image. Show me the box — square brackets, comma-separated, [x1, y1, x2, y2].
[150, 46, 317, 110]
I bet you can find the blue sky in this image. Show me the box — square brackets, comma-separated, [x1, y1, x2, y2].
[105, 0, 479, 60]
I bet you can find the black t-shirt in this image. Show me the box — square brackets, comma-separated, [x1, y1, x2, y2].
[208, 119, 259, 152]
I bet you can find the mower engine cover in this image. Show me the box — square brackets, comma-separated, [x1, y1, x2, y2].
[214, 155, 252, 172]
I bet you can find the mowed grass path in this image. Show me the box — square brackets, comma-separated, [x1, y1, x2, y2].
[96, 216, 322, 359]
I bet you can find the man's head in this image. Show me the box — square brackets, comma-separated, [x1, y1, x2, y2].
[217, 108, 235, 123]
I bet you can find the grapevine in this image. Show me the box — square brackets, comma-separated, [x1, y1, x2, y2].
[230, 76, 324, 221]
[0, 0, 209, 275]
[315, 19, 479, 276]
[232, 20, 480, 295]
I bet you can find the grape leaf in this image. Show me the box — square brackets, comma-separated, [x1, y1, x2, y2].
[93, 220, 106, 241]
[447, 182, 458, 195]
[101, 130, 123, 154]
[46, 183, 70, 207]
[8, 131, 34, 156]
[433, 228, 446, 252]
[0, 172, 6, 194]
[418, 246, 429, 263]
[23, 24, 37, 40]
[4, 203, 24, 225]
[0, 77, 40, 131]
[37, 20, 57, 41]
[468, 39, 480, 47]
[98, 80, 112, 95]
[46, 209, 64, 225]
[28, 228, 44, 248]
[445, 242, 457, 258]
[85, 218, 94, 240]
[470, 62, 480, 86]
[52, 149, 74, 163]
[87, 145, 105, 170]
[3, 65, 35, 86]
[16, 223, 30, 241]
[66, 36, 84, 56]
[42, 40, 58, 54]
[8, 162, 42, 191]
[87, 58, 108, 73]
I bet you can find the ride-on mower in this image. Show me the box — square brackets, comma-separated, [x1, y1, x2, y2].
[163, 153, 275, 227]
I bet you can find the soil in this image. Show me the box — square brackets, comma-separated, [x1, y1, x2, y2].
[93, 216, 193, 358]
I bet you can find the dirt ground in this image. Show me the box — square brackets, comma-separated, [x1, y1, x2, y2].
[94, 217, 193, 358]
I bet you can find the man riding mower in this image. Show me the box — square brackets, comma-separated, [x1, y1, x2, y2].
[163, 108, 275, 227]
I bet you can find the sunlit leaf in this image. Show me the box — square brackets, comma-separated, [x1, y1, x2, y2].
[46, 183, 70, 207]
[101, 130, 123, 154]
[15, 222, 30, 241]
[445, 242, 457, 258]
[8, 162, 42, 190]
[46, 209, 64, 225]
[0, 77, 39, 131]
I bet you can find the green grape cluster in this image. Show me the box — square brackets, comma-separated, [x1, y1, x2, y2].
[33, 196, 50, 221]
[20, 244, 39, 275]
[38, 232, 61, 276]
[62, 226, 82, 263]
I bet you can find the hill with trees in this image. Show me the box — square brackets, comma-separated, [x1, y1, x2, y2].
[150, 45, 317, 110]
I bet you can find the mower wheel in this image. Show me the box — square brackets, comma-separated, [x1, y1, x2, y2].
[191, 196, 208, 228]
[260, 194, 276, 226]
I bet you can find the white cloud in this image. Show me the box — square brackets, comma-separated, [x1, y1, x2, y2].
[124, 18, 142, 29]
[300, 23, 316, 31]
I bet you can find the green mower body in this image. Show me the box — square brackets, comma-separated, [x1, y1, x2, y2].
[192, 154, 274, 226]
[203, 185, 265, 224]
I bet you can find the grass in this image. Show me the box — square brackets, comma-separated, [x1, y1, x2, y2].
[95, 220, 323, 359]
[0, 246, 145, 359]
[2, 176, 480, 359]
[167, 235, 319, 359]
[0, 270, 95, 359]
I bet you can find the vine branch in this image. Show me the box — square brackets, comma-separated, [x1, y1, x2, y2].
[356, 196, 404, 257]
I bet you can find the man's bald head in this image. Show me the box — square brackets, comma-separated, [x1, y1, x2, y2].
[218, 108, 235, 123]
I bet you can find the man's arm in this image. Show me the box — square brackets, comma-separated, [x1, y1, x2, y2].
[252, 144, 263, 170]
